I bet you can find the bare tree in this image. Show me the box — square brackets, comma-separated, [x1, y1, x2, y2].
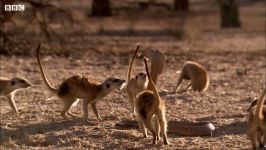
[91, 0, 112, 17]
[174, 0, 189, 11]
[218, 0, 241, 28]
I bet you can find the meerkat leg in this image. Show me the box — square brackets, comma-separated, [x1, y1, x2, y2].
[138, 119, 148, 138]
[257, 130, 264, 148]
[7, 94, 19, 113]
[185, 83, 192, 91]
[91, 102, 102, 121]
[153, 117, 160, 141]
[263, 129, 266, 146]
[173, 76, 183, 93]
[61, 98, 75, 120]
[83, 99, 90, 121]
[128, 92, 135, 113]
[157, 109, 169, 145]
[144, 116, 157, 144]
[249, 131, 258, 149]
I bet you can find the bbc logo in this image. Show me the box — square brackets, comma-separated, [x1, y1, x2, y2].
[5, 4, 25, 11]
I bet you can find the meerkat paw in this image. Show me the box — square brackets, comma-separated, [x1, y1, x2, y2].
[97, 116, 103, 121]
[67, 112, 80, 118]
[143, 133, 148, 138]
[163, 137, 169, 145]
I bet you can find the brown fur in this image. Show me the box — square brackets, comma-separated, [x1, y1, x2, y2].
[174, 61, 209, 93]
[247, 87, 266, 149]
[142, 49, 165, 91]
[36, 43, 125, 121]
[125, 45, 148, 113]
[135, 57, 169, 145]
[0, 77, 31, 113]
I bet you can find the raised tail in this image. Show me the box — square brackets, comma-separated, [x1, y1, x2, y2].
[144, 57, 160, 107]
[36, 43, 58, 94]
[127, 45, 141, 81]
[255, 86, 266, 119]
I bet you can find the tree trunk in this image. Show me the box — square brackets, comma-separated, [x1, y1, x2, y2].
[91, 0, 111, 17]
[219, 0, 241, 28]
[174, 0, 189, 11]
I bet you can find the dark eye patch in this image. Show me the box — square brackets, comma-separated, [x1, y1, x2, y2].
[106, 83, 110, 89]
[20, 80, 26, 83]
[113, 79, 120, 82]
[11, 81, 15, 86]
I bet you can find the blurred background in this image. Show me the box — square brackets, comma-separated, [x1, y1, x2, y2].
[1, 0, 265, 56]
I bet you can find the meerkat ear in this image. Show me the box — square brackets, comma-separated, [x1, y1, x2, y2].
[105, 83, 111, 89]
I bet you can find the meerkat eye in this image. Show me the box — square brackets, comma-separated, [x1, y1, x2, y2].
[106, 83, 110, 89]
[11, 81, 15, 86]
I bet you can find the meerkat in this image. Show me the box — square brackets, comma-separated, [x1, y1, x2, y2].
[0, 77, 31, 113]
[135, 57, 169, 145]
[122, 45, 148, 113]
[36, 43, 125, 121]
[247, 87, 266, 149]
[141, 49, 165, 91]
[173, 61, 209, 93]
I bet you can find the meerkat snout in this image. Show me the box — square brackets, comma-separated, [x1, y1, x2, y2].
[0, 77, 31, 113]
[103, 78, 125, 89]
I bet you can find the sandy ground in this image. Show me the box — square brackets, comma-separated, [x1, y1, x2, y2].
[0, 0, 265, 149]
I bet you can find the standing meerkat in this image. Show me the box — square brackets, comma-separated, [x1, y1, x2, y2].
[36, 44, 125, 121]
[142, 49, 165, 90]
[173, 61, 209, 93]
[0, 77, 31, 113]
[122, 45, 148, 113]
[135, 57, 169, 145]
[247, 87, 266, 149]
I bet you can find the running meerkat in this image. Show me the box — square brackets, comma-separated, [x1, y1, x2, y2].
[121, 45, 148, 113]
[141, 49, 165, 90]
[173, 61, 209, 93]
[36, 44, 125, 121]
[0, 77, 31, 113]
[247, 87, 266, 149]
[135, 57, 169, 145]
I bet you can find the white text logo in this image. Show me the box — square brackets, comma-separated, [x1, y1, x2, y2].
[5, 4, 25, 11]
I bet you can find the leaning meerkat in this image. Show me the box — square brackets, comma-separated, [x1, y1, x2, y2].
[135, 57, 169, 145]
[123, 45, 148, 113]
[0, 77, 31, 113]
[36, 44, 125, 121]
[142, 49, 165, 90]
[173, 61, 209, 93]
[247, 87, 266, 149]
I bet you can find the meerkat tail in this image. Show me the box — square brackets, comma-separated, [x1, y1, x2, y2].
[255, 87, 266, 119]
[144, 57, 160, 107]
[127, 45, 141, 81]
[36, 43, 58, 94]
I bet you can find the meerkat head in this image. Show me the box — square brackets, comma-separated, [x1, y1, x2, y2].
[102, 77, 126, 93]
[140, 49, 156, 58]
[135, 72, 148, 88]
[8, 77, 31, 93]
